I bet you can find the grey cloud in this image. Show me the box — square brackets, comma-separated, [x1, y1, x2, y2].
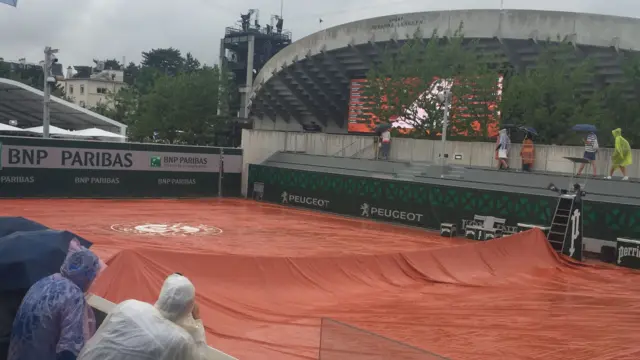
[1, 0, 639, 67]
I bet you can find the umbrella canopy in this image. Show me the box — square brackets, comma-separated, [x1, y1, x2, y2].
[72, 128, 126, 138]
[571, 124, 597, 132]
[519, 126, 538, 136]
[374, 123, 392, 133]
[25, 125, 73, 135]
[0, 230, 92, 292]
[0, 217, 49, 237]
[0, 0, 18, 7]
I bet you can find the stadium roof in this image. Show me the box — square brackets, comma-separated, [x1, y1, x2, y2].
[0, 78, 126, 134]
[249, 9, 640, 130]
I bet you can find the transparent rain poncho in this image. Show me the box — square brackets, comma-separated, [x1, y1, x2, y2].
[77, 274, 208, 360]
[8, 247, 100, 360]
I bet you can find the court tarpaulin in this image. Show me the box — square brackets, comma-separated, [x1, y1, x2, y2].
[3, 199, 640, 359]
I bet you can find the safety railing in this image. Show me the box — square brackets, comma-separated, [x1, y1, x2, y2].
[86, 294, 237, 360]
[318, 318, 450, 360]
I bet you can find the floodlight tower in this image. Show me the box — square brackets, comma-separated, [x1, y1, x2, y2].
[43, 46, 59, 138]
[220, 8, 292, 118]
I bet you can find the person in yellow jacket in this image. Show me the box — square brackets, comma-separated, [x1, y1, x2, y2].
[605, 128, 632, 180]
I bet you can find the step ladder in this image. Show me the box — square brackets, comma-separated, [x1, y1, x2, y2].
[547, 195, 575, 251]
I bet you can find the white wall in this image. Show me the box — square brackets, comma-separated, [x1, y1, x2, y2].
[241, 129, 635, 195]
[63, 79, 126, 109]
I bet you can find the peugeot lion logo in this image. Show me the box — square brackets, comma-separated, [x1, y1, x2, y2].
[360, 203, 370, 216]
[281, 191, 288, 203]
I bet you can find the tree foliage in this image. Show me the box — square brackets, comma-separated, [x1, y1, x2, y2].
[365, 24, 640, 147]
[86, 48, 235, 145]
[0, 60, 66, 97]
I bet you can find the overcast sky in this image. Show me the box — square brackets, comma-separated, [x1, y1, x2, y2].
[1, 0, 639, 68]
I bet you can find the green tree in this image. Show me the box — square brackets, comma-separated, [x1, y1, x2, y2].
[364, 24, 496, 138]
[103, 59, 122, 70]
[123, 62, 140, 85]
[131, 66, 230, 145]
[501, 40, 599, 144]
[141, 48, 185, 76]
[90, 87, 138, 125]
[184, 52, 201, 73]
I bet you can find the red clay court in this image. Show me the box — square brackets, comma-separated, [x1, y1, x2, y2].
[2, 198, 640, 359]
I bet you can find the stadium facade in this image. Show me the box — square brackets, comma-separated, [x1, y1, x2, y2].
[248, 9, 640, 133]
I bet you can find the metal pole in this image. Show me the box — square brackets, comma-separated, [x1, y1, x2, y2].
[218, 148, 224, 197]
[43, 47, 51, 138]
[440, 90, 451, 169]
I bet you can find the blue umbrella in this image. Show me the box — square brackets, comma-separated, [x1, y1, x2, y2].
[571, 124, 597, 132]
[0, 230, 93, 291]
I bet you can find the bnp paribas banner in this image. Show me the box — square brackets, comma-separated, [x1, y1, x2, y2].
[0, 144, 233, 172]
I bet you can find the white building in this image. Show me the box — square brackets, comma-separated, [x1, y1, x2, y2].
[62, 67, 126, 109]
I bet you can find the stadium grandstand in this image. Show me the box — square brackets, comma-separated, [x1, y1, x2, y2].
[249, 9, 640, 133]
[0, 77, 126, 137]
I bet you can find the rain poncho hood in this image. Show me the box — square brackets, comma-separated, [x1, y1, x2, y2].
[78, 274, 208, 360]
[612, 128, 633, 167]
[8, 248, 100, 360]
[498, 129, 510, 150]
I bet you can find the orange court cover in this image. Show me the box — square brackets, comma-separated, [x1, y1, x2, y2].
[91, 229, 640, 360]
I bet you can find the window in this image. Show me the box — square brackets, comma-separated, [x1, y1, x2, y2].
[79, 101, 86, 108]
[69, 85, 74, 94]
[80, 85, 85, 95]
[97, 87, 108, 94]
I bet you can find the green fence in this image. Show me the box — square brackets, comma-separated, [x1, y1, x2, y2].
[248, 164, 640, 241]
[0, 136, 242, 198]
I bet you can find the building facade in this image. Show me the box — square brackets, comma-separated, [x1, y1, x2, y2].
[62, 68, 125, 109]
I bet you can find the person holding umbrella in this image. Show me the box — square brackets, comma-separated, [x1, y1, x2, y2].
[606, 128, 632, 180]
[375, 123, 392, 160]
[8, 247, 101, 360]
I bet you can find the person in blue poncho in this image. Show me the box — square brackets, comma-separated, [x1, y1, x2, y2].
[8, 248, 101, 360]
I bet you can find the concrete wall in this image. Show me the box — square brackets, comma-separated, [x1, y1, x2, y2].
[241, 129, 637, 196]
[252, 115, 349, 134]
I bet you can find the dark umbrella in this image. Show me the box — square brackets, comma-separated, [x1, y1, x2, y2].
[0, 230, 93, 292]
[571, 124, 597, 132]
[519, 126, 538, 136]
[0, 217, 48, 237]
[374, 123, 392, 133]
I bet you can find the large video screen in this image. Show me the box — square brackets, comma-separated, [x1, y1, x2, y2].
[347, 76, 504, 136]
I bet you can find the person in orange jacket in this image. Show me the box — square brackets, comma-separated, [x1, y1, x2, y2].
[520, 133, 535, 172]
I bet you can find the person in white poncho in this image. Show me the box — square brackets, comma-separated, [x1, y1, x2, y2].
[77, 273, 208, 360]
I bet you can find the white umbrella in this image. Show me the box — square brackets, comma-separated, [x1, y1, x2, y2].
[72, 128, 126, 138]
[25, 125, 73, 135]
[0, 123, 31, 132]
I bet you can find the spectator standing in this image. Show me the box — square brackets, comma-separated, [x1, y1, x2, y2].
[606, 128, 632, 180]
[8, 248, 101, 360]
[576, 131, 598, 177]
[379, 129, 391, 160]
[520, 133, 535, 172]
[496, 129, 511, 170]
